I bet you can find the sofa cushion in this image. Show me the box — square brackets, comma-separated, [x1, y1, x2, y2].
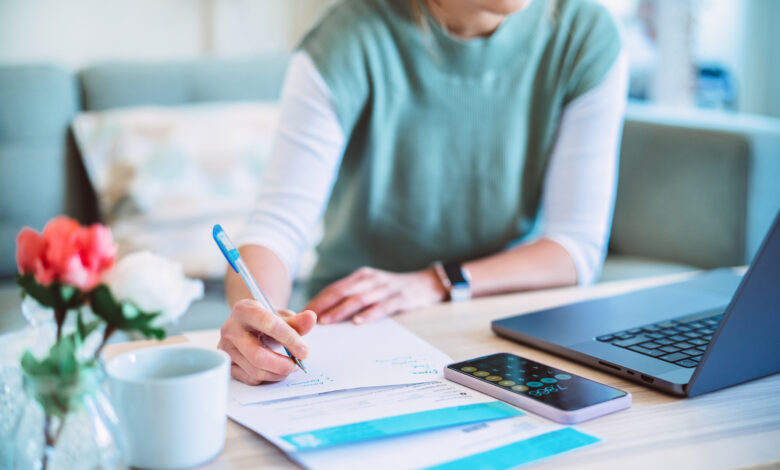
[611, 104, 780, 269]
[0, 65, 80, 277]
[599, 255, 698, 283]
[79, 56, 289, 111]
[71, 102, 284, 279]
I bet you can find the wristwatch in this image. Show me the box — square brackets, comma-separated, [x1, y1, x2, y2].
[433, 261, 472, 302]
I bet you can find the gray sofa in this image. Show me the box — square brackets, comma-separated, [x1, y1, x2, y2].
[1, 59, 779, 334]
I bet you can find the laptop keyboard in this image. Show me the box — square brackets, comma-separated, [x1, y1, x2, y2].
[596, 310, 724, 368]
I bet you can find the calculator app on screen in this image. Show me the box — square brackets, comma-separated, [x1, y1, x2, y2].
[448, 353, 626, 411]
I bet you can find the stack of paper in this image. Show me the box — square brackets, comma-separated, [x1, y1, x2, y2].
[185, 319, 599, 469]
[226, 319, 450, 404]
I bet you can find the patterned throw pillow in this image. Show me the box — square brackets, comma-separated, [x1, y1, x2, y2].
[72, 103, 317, 280]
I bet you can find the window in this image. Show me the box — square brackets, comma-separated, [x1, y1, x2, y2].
[597, 0, 779, 117]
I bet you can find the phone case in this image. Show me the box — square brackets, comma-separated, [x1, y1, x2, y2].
[444, 366, 631, 424]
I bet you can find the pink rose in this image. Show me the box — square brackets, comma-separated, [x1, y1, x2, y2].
[16, 216, 117, 291]
[16, 227, 49, 281]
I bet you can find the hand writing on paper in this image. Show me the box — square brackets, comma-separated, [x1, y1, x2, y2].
[219, 300, 316, 385]
[306, 267, 447, 325]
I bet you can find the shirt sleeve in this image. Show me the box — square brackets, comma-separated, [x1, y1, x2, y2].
[235, 51, 346, 279]
[540, 52, 629, 286]
[563, 2, 623, 103]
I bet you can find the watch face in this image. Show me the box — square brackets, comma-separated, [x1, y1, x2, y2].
[450, 286, 471, 302]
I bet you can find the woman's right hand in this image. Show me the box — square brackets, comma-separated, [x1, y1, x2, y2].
[218, 299, 317, 385]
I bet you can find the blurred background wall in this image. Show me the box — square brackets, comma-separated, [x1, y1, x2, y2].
[0, 0, 777, 117]
[0, 0, 777, 118]
[600, 0, 779, 118]
[0, 0, 334, 66]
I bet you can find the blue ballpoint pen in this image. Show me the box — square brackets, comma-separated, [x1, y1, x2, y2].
[212, 224, 307, 373]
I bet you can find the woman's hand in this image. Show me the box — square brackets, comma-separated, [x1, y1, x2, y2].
[218, 299, 317, 385]
[306, 267, 447, 325]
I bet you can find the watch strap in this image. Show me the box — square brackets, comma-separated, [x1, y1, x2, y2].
[433, 261, 472, 302]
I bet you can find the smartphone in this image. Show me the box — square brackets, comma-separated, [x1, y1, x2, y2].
[444, 352, 631, 424]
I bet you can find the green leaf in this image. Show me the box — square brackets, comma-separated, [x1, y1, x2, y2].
[21, 350, 48, 376]
[15, 274, 86, 311]
[89, 284, 125, 325]
[60, 284, 77, 303]
[21, 344, 99, 417]
[21, 317, 103, 417]
[59, 284, 84, 310]
[49, 334, 79, 375]
[90, 284, 167, 340]
[121, 302, 140, 319]
[124, 309, 167, 339]
[16, 274, 56, 308]
[21, 335, 75, 377]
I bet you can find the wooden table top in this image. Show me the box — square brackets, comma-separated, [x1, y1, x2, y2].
[104, 272, 780, 470]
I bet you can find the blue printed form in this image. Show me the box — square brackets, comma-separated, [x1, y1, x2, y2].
[281, 402, 522, 450]
[425, 427, 600, 470]
[293, 418, 601, 470]
[227, 381, 523, 452]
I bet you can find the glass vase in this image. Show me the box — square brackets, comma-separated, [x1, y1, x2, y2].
[12, 364, 127, 470]
[0, 365, 24, 468]
[1, 297, 57, 467]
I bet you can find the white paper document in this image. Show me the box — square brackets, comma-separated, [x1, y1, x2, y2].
[185, 325, 601, 469]
[185, 318, 452, 404]
[226, 380, 522, 452]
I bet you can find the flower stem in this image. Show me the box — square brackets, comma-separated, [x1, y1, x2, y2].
[43, 415, 51, 470]
[94, 325, 116, 359]
[42, 414, 64, 469]
[54, 307, 66, 342]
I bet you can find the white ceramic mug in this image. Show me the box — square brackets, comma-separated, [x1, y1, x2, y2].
[106, 345, 230, 469]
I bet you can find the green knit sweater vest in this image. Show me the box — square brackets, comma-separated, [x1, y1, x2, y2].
[300, 0, 620, 295]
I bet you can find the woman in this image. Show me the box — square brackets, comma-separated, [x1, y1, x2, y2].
[219, 0, 627, 385]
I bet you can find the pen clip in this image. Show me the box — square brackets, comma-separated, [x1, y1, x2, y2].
[213, 224, 240, 273]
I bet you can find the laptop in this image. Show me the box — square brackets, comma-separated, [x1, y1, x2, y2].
[492, 211, 780, 397]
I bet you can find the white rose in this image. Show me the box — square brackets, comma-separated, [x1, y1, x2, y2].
[104, 251, 204, 325]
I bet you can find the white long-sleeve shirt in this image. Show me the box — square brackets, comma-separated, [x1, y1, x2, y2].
[237, 50, 629, 286]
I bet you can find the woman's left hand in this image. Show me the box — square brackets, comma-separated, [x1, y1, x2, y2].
[305, 266, 447, 325]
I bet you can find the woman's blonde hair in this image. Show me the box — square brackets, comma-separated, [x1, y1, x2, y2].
[409, 0, 427, 28]
[409, 0, 432, 33]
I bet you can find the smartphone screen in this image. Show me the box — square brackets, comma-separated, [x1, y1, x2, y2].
[448, 353, 627, 411]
